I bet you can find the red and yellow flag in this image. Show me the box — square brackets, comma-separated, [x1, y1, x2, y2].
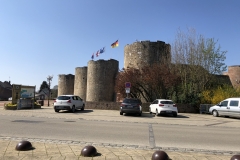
[111, 40, 119, 48]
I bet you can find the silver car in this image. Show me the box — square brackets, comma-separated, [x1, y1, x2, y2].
[53, 95, 85, 113]
[209, 98, 240, 118]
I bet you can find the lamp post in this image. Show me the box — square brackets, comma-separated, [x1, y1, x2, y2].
[47, 75, 53, 107]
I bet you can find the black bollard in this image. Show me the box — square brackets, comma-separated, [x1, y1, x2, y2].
[231, 155, 240, 160]
[15, 140, 33, 151]
[81, 145, 97, 157]
[152, 150, 169, 160]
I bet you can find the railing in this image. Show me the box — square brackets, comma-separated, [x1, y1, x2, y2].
[199, 104, 213, 114]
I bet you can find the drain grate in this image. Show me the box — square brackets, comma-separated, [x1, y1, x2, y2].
[64, 121, 76, 122]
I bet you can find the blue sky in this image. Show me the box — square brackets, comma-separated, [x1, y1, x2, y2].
[0, 0, 239, 91]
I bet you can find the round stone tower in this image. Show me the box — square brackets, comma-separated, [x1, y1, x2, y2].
[226, 65, 240, 88]
[58, 74, 75, 96]
[74, 67, 88, 101]
[86, 59, 119, 102]
[124, 40, 171, 69]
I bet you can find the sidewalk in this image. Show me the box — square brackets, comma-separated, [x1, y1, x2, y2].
[0, 138, 233, 160]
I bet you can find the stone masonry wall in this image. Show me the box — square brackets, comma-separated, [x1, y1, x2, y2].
[124, 40, 171, 69]
[86, 59, 119, 102]
[58, 74, 75, 96]
[226, 65, 240, 88]
[44, 100, 198, 113]
[74, 67, 88, 101]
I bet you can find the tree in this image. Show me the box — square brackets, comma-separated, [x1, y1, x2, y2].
[171, 28, 227, 104]
[39, 81, 49, 92]
[115, 63, 180, 102]
[201, 85, 240, 104]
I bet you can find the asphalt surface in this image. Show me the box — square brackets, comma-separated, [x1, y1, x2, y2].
[0, 104, 239, 159]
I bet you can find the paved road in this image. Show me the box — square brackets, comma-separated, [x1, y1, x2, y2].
[0, 104, 240, 159]
[0, 114, 240, 152]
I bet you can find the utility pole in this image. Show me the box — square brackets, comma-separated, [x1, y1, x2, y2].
[47, 75, 53, 107]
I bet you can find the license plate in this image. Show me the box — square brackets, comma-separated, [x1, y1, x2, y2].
[166, 111, 172, 113]
[128, 105, 133, 108]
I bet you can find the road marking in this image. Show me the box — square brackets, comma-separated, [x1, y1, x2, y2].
[148, 124, 156, 148]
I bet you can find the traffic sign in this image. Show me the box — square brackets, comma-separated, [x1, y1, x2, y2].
[125, 82, 131, 88]
[125, 88, 130, 93]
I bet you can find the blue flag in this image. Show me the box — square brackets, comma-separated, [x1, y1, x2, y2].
[91, 53, 94, 60]
[100, 47, 105, 54]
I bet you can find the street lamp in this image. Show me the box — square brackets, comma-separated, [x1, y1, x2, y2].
[47, 75, 53, 107]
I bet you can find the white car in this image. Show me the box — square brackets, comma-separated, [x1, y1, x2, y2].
[53, 95, 85, 113]
[149, 99, 178, 117]
[209, 98, 240, 118]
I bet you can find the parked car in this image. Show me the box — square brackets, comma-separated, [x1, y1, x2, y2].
[120, 98, 142, 116]
[53, 95, 85, 113]
[209, 98, 240, 118]
[149, 99, 178, 117]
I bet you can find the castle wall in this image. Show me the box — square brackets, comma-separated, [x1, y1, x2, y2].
[74, 67, 87, 101]
[58, 74, 75, 96]
[124, 40, 171, 69]
[226, 65, 240, 88]
[86, 59, 119, 102]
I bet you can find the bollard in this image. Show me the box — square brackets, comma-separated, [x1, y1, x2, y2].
[152, 150, 169, 160]
[15, 140, 33, 151]
[81, 145, 97, 157]
[231, 155, 240, 160]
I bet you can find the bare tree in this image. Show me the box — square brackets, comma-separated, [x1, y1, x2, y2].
[171, 28, 227, 104]
[115, 64, 180, 102]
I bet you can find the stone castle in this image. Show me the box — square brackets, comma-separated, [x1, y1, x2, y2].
[57, 40, 240, 102]
[58, 41, 171, 102]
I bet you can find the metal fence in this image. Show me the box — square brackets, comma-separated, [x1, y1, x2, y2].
[199, 104, 214, 114]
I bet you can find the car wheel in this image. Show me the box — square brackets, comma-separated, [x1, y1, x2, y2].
[120, 112, 123, 115]
[213, 110, 219, 117]
[55, 109, 59, 113]
[81, 104, 85, 111]
[138, 112, 142, 116]
[72, 106, 76, 113]
[173, 112, 177, 117]
[155, 109, 158, 116]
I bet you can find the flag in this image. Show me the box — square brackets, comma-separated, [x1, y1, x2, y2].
[91, 53, 94, 60]
[99, 47, 105, 54]
[96, 50, 100, 57]
[111, 40, 119, 48]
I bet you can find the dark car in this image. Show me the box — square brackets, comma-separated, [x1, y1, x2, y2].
[120, 98, 142, 116]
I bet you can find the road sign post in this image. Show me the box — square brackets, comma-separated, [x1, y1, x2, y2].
[125, 82, 131, 98]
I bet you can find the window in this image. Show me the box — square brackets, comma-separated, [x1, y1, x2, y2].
[57, 96, 70, 100]
[76, 96, 82, 101]
[160, 101, 174, 104]
[123, 98, 141, 104]
[230, 100, 239, 107]
[152, 100, 158, 104]
[220, 101, 228, 107]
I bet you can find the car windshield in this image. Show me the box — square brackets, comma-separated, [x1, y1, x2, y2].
[123, 99, 141, 104]
[57, 96, 70, 100]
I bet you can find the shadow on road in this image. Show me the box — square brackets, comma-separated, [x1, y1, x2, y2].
[123, 113, 189, 118]
[123, 113, 155, 118]
[58, 109, 94, 114]
[155, 114, 189, 118]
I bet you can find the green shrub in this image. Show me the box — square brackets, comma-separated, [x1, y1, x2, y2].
[4, 103, 17, 110]
[4, 102, 41, 110]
